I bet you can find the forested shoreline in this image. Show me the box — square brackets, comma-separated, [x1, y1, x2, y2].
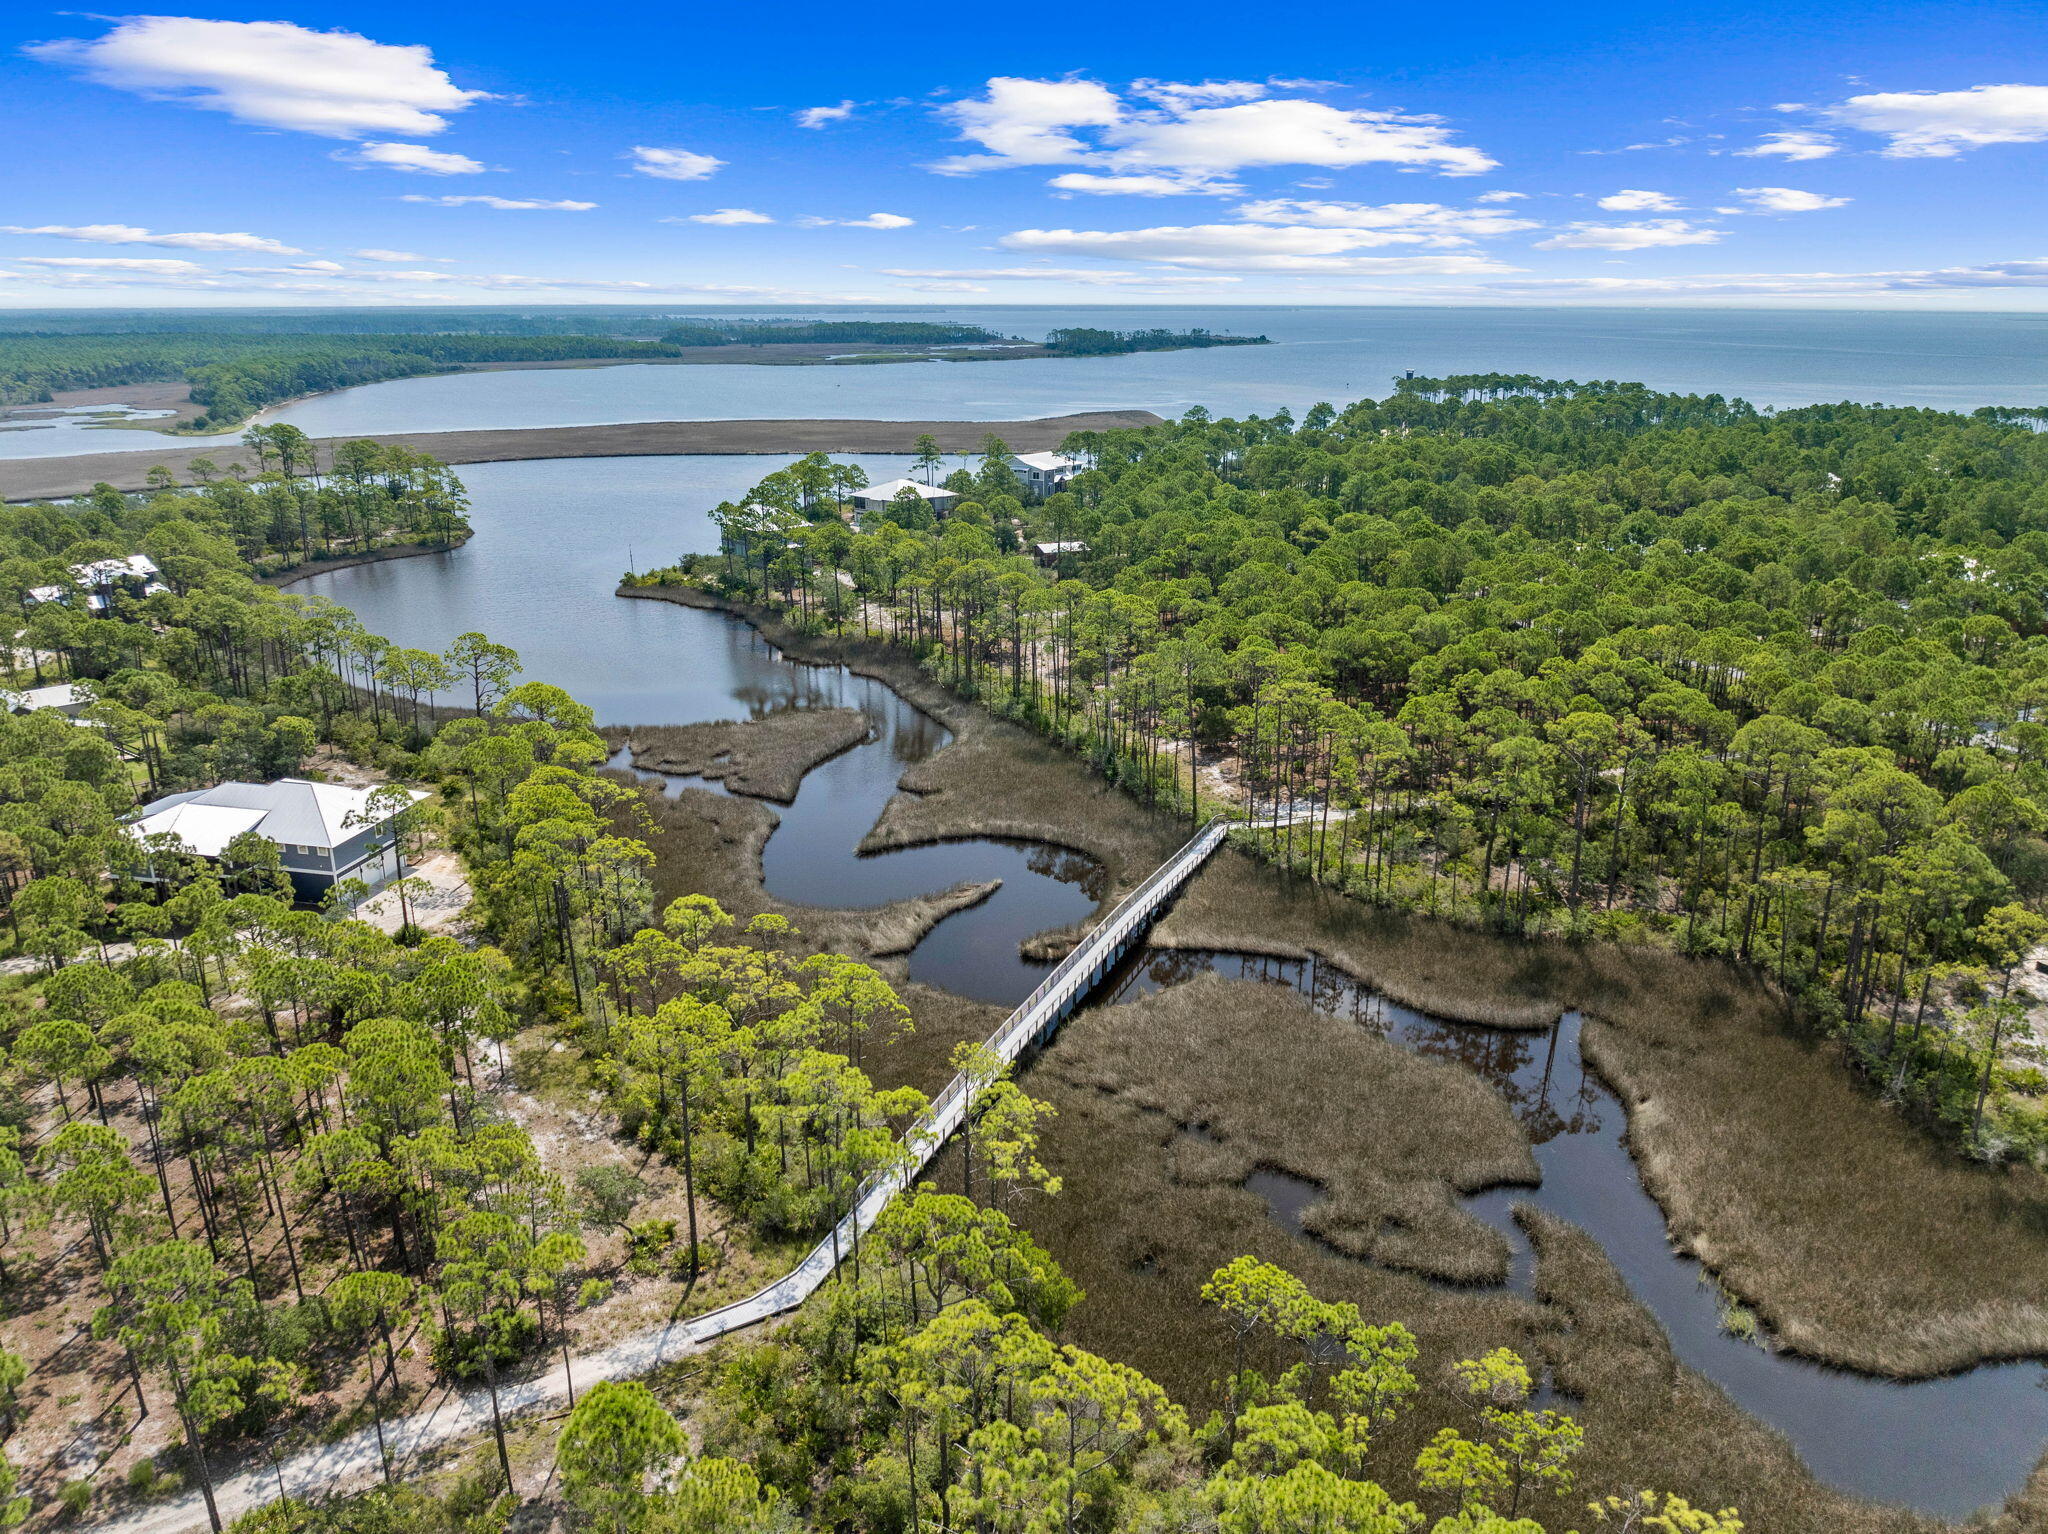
[0, 333, 691, 430]
[650, 377, 2048, 1165]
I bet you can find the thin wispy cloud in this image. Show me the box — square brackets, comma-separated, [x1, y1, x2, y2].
[1, 224, 300, 253]
[341, 142, 488, 174]
[796, 100, 856, 128]
[400, 194, 598, 210]
[1535, 219, 1723, 250]
[628, 146, 724, 181]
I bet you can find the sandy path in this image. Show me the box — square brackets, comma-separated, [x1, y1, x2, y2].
[0, 410, 1163, 501]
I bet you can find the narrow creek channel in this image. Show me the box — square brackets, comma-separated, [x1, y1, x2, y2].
[299, 454, 2048, 1520]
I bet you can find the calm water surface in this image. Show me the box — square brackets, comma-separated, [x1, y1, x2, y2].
[299, 455, 1095, 1003]
[300, 452, 2048, 1518]
[240, 307, 2048, 444]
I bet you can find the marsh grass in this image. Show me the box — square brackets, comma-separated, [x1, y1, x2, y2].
[606, 708, 869, 803]
[1043, 972, 1535, 1283]
[1017, 976, 1954, 1533]
[616, 779, 999, 963]
[1164, 848, 2048, 1379]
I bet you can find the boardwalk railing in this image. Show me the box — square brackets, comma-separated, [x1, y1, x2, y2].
[90, 818, 1255, 1534]
[656, 817, 1237, 1340]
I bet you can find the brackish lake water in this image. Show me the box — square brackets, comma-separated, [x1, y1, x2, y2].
[228, 306, 2048, 440]
[294, 453, 2048, 1519]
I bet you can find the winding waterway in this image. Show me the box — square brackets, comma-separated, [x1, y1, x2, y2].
[298, 450, 2048, 1520]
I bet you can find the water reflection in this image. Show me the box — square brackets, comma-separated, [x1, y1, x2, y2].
[1105, 946, 2048, 1516]
[305, 456, 1101, 1007]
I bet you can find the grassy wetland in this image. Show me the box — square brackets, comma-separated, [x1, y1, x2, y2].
[599, 579, 2048, 1526]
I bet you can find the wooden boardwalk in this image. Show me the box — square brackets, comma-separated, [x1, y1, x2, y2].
[92, 819, 1242, 1534]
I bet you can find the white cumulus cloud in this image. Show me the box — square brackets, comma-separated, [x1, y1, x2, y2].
[673, 208, 775, 225]
[342, 141, 486, 174]
[25, 16, 488, 138]
[936, 76, 1494, 178]
[1820, 83, 2048, 157]
[1597, 189, 1682, 211]
[937, 77, 1125, 169]
[1475, 191, 1529, 203]
[1732, 186, 1850, 213]
[1535, 219, 1724, 250]
[844, 212, 914, 228]
[400, 195, 598, 210]
[796, 101, 856, 128]
[0, 223, 300, 253]
[353, 248, 447, 262]
[628, 145, 725, 181]
[1735, 130, 1839, 161]
[1114, 99, 1495, 176]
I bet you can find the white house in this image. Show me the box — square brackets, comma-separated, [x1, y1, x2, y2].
[29, 555, 165, 615]
[6, 681, 93, 718]
[850, 479, 962, 518]
[1007, 453, 1083, 498]
[127, 778, 429, 901]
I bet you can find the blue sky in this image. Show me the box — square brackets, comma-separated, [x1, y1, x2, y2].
[4, 0, 2046, 308]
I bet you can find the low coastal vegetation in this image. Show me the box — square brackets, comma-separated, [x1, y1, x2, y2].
[658, 318, 1014, 347]
[0, 333, 693, 431]
[0, 317, 1266, 437]
[640, 377, 2048, 1167]
[1043, 325, 1272, 355]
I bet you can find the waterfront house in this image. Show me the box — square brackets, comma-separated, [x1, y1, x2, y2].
[125, 778, 428, 901]
[850, 479, 962, 517]
[1007, 452, 1083, 498]
[28, 554, 165, 615]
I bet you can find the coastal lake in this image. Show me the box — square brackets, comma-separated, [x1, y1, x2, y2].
[257, 309, 2048, 438]
[298, 452, 2048, 1519]
[0, 306, 2020, 464]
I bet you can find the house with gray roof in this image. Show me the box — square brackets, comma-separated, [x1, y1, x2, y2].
[125, 778, 428, 902]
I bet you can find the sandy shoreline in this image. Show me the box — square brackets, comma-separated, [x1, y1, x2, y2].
[0, 409, 1164, 500]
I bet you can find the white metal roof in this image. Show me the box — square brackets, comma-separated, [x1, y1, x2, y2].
[130, 802, 270, 858]
[11, 682, 91, 712]
[857, 478, 959, 503]
[127, 779, 428, 855]
[1010, 452, 1081, 473]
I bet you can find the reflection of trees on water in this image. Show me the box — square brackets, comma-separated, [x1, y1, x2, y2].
[1028, 844, 1110, 901]
[1114, 948, 1605, 1146]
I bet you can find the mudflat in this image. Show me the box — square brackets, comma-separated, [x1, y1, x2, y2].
[0, 409, 1165, 500]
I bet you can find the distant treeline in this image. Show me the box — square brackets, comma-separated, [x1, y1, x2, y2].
[0, 332, 686, 427]
[1042, 326, 1270, 356]
[0, 309, 673, 337]
[659, 319, 1013, 347]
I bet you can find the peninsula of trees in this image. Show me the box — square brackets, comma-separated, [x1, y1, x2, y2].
[657, 379, 2048, 1166]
